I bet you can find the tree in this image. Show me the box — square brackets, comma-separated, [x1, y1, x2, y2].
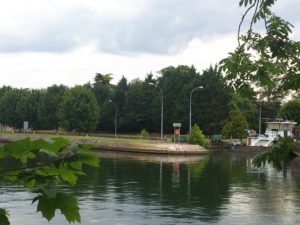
[0, 137, 99, 224]
[193, 66, 232, 134]
[220, 0, 300, 96]
[0, 88, 44, 129]
[94, 73, 113, 85]
[222, 108, 249, 141]
[122, 78, 157, 132]
[26, 89, 43, 129]
[158, 65, 201, 133]
[92, 74, 114, 130]
[59, 86, 100, 132]
[0, 86, 13, 97]
[230, 92, 257, 130]
[38, 85, 67, 130]
[278, 98, 300, 125]
[98, 76, 128, 131]
[0, 88, 31, 128]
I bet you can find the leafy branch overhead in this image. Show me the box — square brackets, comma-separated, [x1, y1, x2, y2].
[0, 137, 99, 224]
[220, 0, 300, 94]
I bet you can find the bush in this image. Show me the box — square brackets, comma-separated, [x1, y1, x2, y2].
[140, 129, 149, 140]
[188, 124, 209, 148]
[253, 136, 297, 170]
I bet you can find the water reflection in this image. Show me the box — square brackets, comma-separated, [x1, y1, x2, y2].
[75, 152, 239, 223]
[2, 151, 300, 224]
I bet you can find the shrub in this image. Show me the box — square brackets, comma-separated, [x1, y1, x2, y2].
[140, 129, 149, 140]
[188, 124, 209, 148]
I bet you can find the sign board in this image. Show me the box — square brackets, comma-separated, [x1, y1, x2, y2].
[173, 123, 181, 144]
[173, 123, 181, 128]
[23, 121, 29, 130]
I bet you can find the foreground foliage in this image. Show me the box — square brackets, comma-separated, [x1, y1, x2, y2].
[252, 137, 296, 170]
[220, 0, 300, 96]
[0, 137, 99, 224]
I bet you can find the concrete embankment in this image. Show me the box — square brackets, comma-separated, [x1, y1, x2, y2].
[0, 136, 209, 155]
[90, 140, 208, 155]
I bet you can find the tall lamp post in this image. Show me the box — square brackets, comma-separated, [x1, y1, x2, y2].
[189, 86, 203, 132]
[150, 83, 163, 141]
[258, 100, 262, 136]
[108, 100, 117, 138]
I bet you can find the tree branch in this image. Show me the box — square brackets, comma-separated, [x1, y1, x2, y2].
[238, 0, 258, 46]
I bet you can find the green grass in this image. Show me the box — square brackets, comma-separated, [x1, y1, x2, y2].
[0, 131, 165, 144]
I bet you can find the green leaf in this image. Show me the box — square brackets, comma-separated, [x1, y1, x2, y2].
[0, 208, 10, 225]
[50, 137, 70, 152]
[2, 138, 35, 163]
[34, 191, 80, 223]
[77, 153, 100, 168]
[68, 161, 82, 171]
[56, 193, 80, 223]
[35, 194, 56, 221]
[59, 163, 78, 186]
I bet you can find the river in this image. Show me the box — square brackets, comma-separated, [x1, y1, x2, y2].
[1, 151, 300, 225]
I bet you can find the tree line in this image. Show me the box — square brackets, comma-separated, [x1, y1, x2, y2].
[0, 65, 299, 137]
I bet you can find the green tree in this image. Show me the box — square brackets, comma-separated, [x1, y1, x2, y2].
[26, 89, 43, 129]
[0, 88, 32, 128]
[0, 88, 44, 129]
[222, 108, 249, 141]
[98, 76, 128, 131]
[92, 73, 114, 108]
[230, 92, 257, 130]
[0, 86, 13, 97]
[94, 73, 113, 85]
[38, 85, 67, 130]
[220, 0, 300, 96]
[278, 98, 300, 125]
[91, 74, 114, 131]
[188, 124, 209, 148]
[122, 78, 157, 132]
[193, 66, 232, 134]
[0, 137, 99, 224]
[158, 65, 201, 132]
[59, 86, 100, 132]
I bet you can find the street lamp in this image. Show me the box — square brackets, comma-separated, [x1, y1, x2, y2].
[258, 100, 262, 136]
[149, 83, 164, 141]
[189, 86, 203, 132]
[108, 100, 117, 138]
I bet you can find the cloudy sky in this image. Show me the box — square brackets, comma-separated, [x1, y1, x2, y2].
[0, 0, 299, 88]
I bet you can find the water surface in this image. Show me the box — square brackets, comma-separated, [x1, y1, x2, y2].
[1, 151, 300, 225]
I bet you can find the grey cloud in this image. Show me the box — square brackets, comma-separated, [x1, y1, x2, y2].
[0, 0, 299, 54]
